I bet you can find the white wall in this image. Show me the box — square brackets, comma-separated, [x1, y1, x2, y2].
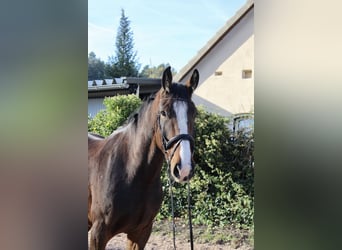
[196, 35, 254, 114]
[88, 98, 105, 117]
[179, 8, 254, 116]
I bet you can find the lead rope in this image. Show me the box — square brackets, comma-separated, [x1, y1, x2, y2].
[187, 180, 194, 250]
[167, 163, 177, 250]
[167, 159, 194, 250]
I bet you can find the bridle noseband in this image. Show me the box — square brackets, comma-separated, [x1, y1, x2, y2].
[162, 133, 194, 151]
[158, 112, 195, 164]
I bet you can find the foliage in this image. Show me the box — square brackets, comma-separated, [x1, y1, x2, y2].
[88, 94, 142, 136]
[140, 63, 177, 78]
[158, 107, 254, 228]
[88, 52, 106, 80]
[106, 9, 140, 78]
[88, 97, 254, 228]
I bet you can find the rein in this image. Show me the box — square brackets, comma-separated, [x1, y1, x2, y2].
[159, 113, 195, 250]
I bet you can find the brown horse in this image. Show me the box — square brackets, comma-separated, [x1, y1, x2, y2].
[88, 67, 199, 250]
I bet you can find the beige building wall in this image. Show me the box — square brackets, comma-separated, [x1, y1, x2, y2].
[176, 4, 254, 116]
[195, 35, 254, 114]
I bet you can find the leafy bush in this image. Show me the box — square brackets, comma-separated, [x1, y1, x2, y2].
[158, 107, 254, 228]
[88, 96, 254, 228]
[88, 94, 142, 136]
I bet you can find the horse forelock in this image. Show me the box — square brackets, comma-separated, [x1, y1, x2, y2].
[160, 83, 196, 118]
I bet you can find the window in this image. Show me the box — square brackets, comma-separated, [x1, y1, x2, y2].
[242, 69, 252, 79]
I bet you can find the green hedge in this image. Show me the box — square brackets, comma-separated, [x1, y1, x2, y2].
[88, 94, 142, 136]
[88, 95, 254, 228]
[158, 107, 254, 228]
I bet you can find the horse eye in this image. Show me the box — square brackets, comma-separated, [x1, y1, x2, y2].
[160, 110, 167, 117]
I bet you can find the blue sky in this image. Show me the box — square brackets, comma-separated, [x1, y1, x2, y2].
[88, 0, 246, 72]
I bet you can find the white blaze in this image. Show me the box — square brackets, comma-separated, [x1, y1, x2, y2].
[173, 101, 192, 181]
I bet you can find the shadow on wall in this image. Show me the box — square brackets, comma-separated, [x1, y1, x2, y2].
[192, 94, 232, 117]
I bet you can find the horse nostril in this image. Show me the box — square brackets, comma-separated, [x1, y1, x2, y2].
[173, 164, 181, 178]
[177, 164, 182, 172]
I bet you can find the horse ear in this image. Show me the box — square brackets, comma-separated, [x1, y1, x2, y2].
[186, 69, 199, 95]
[162, 66, 172, 93]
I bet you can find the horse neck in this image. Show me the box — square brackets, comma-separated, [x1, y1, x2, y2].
[123, 95, 165, 181]
[128, 97, 157, 145]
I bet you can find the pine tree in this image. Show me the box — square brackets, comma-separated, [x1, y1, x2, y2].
[106, 9, 140, 77]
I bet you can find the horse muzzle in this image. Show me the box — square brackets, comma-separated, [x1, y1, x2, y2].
[172, 162, 195, 183]
[162, 133, 195, 183]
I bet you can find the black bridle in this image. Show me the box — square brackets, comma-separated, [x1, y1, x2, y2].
[157, 111, 195, 250]
[157, 111, 195, 171]
[162, 133, 195, 165]
[162, 133, 194, 151]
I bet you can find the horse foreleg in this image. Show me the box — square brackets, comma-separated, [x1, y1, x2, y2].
[126, 223, 153, 250]
[89, 220, 109, 250]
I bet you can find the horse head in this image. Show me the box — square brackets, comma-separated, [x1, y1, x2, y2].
[157, 66, 199, 183]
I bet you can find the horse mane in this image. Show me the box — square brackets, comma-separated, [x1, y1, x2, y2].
[124, 93, 157, 127]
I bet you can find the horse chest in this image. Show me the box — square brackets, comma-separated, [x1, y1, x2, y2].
[112, 181, 162, 218]
[121, 183, 161, 206]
